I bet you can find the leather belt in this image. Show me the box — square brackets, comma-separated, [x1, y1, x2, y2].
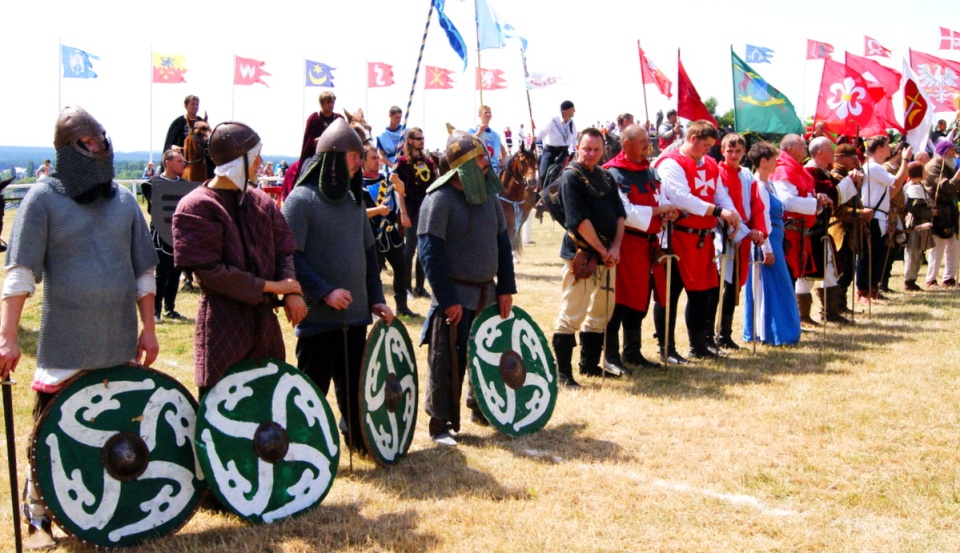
[673, 225, 711, 248]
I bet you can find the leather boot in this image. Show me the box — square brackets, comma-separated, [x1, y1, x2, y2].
[825, 286, 852, 325]
[814, 287, 826, 323]
[579, 332, 623, 377]
[395, 294, 420, 318]
[552, 334, 580, 389]
[717, 313, 740, 350]
[604, 326, 632, 375]
[622, 325, 659, 369]
[797, 292, 820, 330]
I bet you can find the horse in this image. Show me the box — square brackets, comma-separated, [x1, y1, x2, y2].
[601, 130, 621, 164]
[498, 142, 539, 258]
[344, 108, 373, 145]
[182, 119, 212, 182]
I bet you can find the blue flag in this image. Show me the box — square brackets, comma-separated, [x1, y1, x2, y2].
[477, 0, 527, 52]
[61, 45, 98, 78]
[433, 0, 467, 70]
[305, 60, 335, 87]
[745, 44, 775, 64]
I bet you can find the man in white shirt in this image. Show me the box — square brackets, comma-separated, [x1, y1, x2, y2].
[858, 135, 911, 302]
[538, 100, 577, 187]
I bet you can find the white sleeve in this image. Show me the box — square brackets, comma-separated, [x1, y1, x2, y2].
[713, 177, 736, 212]
[772, 179, 818, 215]
[868, 162, 896, 187]
[136, 268, 156, 300]
[658, 159, 711, 216]
[1, 265, 36, 298]
[837, 176, 859, 205]
[619, 189, 654, 231]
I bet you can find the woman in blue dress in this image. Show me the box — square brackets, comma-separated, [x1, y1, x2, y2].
[743, 142, 801, 346]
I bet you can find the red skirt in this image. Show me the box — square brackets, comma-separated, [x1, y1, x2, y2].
[616, 233, 656, 312]
[673, 231, 719, 292]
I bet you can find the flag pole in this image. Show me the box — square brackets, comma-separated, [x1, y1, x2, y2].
[474, 0, 484, 109]
[302, 55, 306, 138]
[231, 54, 236, 120]
[638, 40, 651, 129]
[399, 0, 435, 143]
[521, 49, 536, 138]
[729, 46, 737, 132]
[149, 47, 154, 165]
[58, 39, 62, 112]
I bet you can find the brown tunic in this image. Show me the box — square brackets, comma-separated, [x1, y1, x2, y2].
[173, 187, 297, 387]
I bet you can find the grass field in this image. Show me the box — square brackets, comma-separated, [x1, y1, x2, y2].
[2, 202, 960, 552]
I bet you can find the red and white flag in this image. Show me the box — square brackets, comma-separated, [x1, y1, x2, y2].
[677, 53, 716, 126]
[234, 56, 270, 86]
[845, 52, 902, 131]
[815, 58, 877, 136]
[367, 62, 395, 88]
[910, 49, 960, 113]
[476, 67, 507, 90]
[940, 27, 960, 50]
[864, 36, 891, 58]
[424, 65, 454, 89]
[638, 42, 672, 98]
[807, 39, 835, 60]
[901, 58, 935, 152]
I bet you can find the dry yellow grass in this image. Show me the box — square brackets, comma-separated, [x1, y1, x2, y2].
[2, 204, 960, 552]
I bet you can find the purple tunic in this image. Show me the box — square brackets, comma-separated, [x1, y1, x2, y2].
[173, 187, 297, 387]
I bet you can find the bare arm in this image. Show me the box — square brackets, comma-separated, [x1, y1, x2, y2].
[135, 294, 159, 367]
[0, 295, 27, 379]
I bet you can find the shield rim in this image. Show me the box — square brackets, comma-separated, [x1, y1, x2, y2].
[467, 305, 558, 438]
[359, 318, 419, 467]
[194, 357, 340, 524]
[29, 363, 204, 548]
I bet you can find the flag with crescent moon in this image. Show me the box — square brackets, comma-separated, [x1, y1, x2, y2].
[305, 60, 335, 87]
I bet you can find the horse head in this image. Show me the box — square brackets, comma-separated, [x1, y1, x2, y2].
[191, 120, 212, 147]
[344, 108, 373, 145]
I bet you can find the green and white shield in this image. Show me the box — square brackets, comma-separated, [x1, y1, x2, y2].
[468, 305, 557, 437]
[195, 358, 339, 524]
[359, 318, 418, 466]
[31, 365, 204, 548]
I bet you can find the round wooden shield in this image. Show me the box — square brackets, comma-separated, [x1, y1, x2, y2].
[30, 365, 204, 548]
[359, 318, 418, 466]
[195, 358, 339, 524]
[467, 305, 558, 437]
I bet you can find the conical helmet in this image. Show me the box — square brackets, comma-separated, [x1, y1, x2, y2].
[209, 122, 260, 166]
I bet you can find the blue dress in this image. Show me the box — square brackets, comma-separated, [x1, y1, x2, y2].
[743, 183, 801, 346]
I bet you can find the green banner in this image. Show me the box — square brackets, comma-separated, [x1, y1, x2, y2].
[731, 49, 803, 135]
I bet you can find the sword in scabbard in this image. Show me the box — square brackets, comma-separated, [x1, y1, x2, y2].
[449, 319, 461, 431]
[658, 221, 680, 366]
[340, 312, 353, 473]
[821, 234, 831, 344]
[3, 377, 23, 553]
[714, 222, 733, 339]
[750, 244, 763, 355]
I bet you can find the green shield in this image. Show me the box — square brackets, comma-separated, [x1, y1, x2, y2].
[468, 305, 558, 437]
[359, 318, 418, 466]
[31, 365, 204, 548]
[195, 358, 339, 524]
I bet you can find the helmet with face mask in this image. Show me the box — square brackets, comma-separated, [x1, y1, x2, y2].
[51, 106, 115, 198]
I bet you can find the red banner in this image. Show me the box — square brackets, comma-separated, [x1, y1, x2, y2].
[367, 62, 395, 88]
[425, 66, 454, 89]
[677, 54, 716, 126]
[940, 27, 960, 50]
[864, 36, 891, 58]
[910, 49, 960, 113]
[477, 67, 507, 90]
[815, 58, 878, 136]
[234, 56, 270, 86]
[638, 42, 672, 99]
[807, 39, 835, 60]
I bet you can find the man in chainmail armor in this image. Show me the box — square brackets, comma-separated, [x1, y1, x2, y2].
[417, 129, 516, 447]
[0, 106, 159, 549]
[283, 118, 394, 455]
